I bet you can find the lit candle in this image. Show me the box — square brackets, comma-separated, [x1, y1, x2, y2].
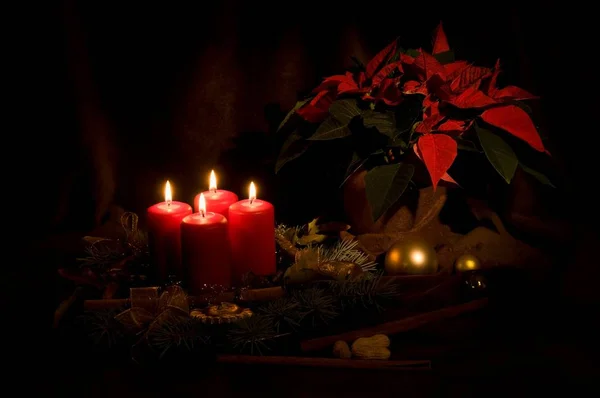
[228, 182, 275, 285]
[147, 181, 192, 281]
[181, 193, 231, 293]
[193, 170, 239, 219]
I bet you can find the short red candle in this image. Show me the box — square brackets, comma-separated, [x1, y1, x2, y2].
[181, 198, 231, 293]
[228, 182, 275, 285]
[147, 181, 192, 281]
[193, 170, 238, 218]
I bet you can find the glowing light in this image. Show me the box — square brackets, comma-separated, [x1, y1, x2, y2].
[410, 250, 425, 266]
[249, 182, 257, 204]
[165, 181, 172, 206]
[209, 170, 217, 193]
[199, 192, 206, 217]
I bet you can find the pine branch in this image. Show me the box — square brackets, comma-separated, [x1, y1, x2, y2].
[293, 287, 339, 329]
[258, 297, 302, 333]
[329, 272, 400, 311]
[227, 315, 277, 356]
[81, 309, 124, 348]
[319, 239, 377, 272]
[147, 315, 209, 358]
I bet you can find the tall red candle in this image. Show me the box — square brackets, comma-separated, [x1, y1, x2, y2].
[147, 181, 192, 281]
[181, 193, 231, 293]
[228, 182, 275, 285]
[193, 170, 238, 218]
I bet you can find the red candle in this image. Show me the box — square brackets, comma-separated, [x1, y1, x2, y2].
[181, 193, 231, 293]
[147, 181, 192, 281]
[194, 170, 238, 218]
[228, 182, 275, 285]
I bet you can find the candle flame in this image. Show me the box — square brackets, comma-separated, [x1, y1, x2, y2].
[165, 181, 172, 205]
[209, 170, 217, 193]
[249, 181, 256, 204]
[199, 192, 206, 217]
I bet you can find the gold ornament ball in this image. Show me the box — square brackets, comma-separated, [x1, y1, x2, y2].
[384, 238, 438, 275]
[454, 254, 482, 273]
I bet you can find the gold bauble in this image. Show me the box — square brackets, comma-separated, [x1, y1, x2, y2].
[384, 238, 438, 275]
[454, 254, 482, 273]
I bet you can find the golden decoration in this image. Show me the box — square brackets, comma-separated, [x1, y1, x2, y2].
[190, 302, 253, 324]
[316, 261, 364, 282]
[384, 238, 438, 275]
[454, 254, 482, 272]
[283, 240, 372, 284]
[115, 285, 189, 332]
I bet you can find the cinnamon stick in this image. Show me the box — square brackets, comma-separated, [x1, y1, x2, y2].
[216, 355, 431, 370]
[300, 298, 488, 352]
[240, 286, 285, 301]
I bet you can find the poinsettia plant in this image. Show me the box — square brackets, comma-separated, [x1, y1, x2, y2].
[276, 23, 553, 222]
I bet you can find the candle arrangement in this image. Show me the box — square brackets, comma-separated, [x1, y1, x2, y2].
[59, 22, 513, 367]
[147, 172, 274, 289]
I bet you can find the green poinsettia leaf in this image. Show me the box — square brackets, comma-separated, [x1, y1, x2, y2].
[276, 131, 310, 173]
[277, 99, 310, 133]
[457, 141, 480, 152]
[339, 152, 368, 187]
[308, 116, 351, 140]
[519, 163, 556, 188]
[364, 163, 415, 222]
[475, 123, 518, 184]
[329, 98, 361, 124]
[362, 110, 397, 138]
[404, 48, 421, 58]
[434, 50, 455, 64]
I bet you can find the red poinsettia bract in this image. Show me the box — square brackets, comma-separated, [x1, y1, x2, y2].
[297, 40, 404, 122]
[297, 23, 545, 190]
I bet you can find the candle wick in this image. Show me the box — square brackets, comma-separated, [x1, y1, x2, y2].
[201, 210, 205, 217]
[212, 188, 217, 194]
[167, 200, 172, 207]
[250, 198, 254, 205]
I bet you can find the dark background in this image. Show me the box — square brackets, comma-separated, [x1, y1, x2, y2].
[12, 0, 599, 394]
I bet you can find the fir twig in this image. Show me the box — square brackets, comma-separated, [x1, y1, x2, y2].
[227, 315, 276, 356]
[81, 309, 124, 348]
[147, 315, 209, 358]
[329, 271, 400, 311]
[319, 239, 377, 272]
[259, 297, 302, 333]
[294, 287, 339, 329]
